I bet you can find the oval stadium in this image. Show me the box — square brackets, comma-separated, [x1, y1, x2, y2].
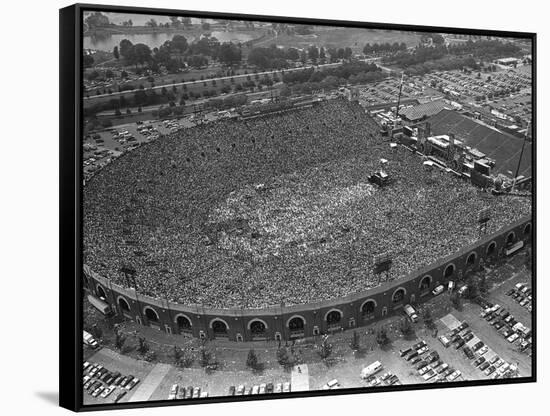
[83, 98, 532, 341]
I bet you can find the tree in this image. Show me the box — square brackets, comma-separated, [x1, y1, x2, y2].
[83, 54, 94, 68]
[350, 330, 360, 351]
[119, 39, 134, 59]
[276, 347, 290, 367]
[137, 336, 149, 354]
[423, 308, 436, 330]
[399, 317, 414, 336]
[146, 18, 158, 28]
[219, 42, 242, 66]
[308, 46, 319, 63]
[450, 292, 462, 310]
[246, 349, 259, 370]
[114, 330, 126, 351]
[376, 327, 390, 346]
[170, 16, 181, 28]
[113, 46, 119, 60]
[318, 335, 333, 360]
[171, 35, 189, 54]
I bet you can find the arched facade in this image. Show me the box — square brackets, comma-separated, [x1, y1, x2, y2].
[83, 217, 531, 342]
[392, 287, 407, 304]
[444, 263, 456, 278]
[117, 296, 130, 313]
[419, 275, 432, 290]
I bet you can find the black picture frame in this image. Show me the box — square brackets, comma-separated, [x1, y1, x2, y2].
[60, 3, 536, 412]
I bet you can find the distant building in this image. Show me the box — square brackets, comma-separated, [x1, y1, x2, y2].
[495, 57, 520, 66]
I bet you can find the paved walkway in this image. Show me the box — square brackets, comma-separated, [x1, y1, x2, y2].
[291, 364, 310, 392]
[127, 363, 172, 402]
[440, 313, 461, 330]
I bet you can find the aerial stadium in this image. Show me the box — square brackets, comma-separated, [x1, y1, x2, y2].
[83, 97, 532, 342]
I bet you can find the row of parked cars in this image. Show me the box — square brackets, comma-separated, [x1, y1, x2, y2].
[400, 340, 462, 383]
[442, 320, 518, 380]
[168, 384, 208, 400]
[506, 282, 533, 313]
[83, 361, 140, 403]
[229, 382, 291, 396]
[481, 298, 532, 354]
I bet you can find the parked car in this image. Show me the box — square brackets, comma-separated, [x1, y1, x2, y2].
[438, 335, 451, 348]
[168, 384, 179, 400]
[447, 371, 461, 381]
[192, 387, 201, 398]
[228, 386, 236, 396]
[479, 362, 490, 371]
[114, 390, 127, 403]
[432, 285, 445, 296]
[176, 387, 186, 400]
[474, 357, 486, 367]
[283, 382, 291, 393]
[274, 383, 283, 393]
[485, 366, 496, 376]
[478, 346, 489, 355]
[507, 333, 520, 343]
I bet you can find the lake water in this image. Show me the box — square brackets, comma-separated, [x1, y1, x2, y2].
[84, 30, 255, 52]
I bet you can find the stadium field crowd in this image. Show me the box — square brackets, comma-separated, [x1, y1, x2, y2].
[84, 99, 531, 309]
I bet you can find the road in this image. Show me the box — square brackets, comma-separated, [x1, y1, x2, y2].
[84, 59, 381, 102]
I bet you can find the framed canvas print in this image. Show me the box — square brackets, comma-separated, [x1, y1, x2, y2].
[59, 3, 536, 411]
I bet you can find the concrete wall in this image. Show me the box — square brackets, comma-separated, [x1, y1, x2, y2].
[84, 216, 532, 342]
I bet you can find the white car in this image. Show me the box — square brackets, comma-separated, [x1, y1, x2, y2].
[478, 346, 489, 356]
[259, 383, 266, 394]
[251, 385, 260, 395]
[323, 379, 340, 390]
[168, 384, 178, 400]
[91, 386, 104, 398]
[274, 383, 283, 393]
[236, 385, 245, 395]
[283, 382, 291, 393]
[507, 333, 520, 343]
[417, 346, 429, 355]
[447, 370, 461, 381]
[432, 285, 445, 296]
[101, 386, 116, 398]
[200, 392, 208, 398]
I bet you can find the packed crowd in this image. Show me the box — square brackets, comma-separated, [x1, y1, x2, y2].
[83, 99, 531, 309]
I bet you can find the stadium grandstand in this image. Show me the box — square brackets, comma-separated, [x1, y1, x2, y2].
[424, 109, 532, 177]
[83, 99, 531, 310]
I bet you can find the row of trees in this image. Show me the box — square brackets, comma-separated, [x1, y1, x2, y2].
[363, 42, 407, 55]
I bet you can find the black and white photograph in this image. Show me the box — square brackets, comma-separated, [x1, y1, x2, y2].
[58, 2, 535, 411]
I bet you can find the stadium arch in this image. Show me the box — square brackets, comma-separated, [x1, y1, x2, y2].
[175, 313, 193, 331]
[466, 252, 477, 266]
[524, 223, 532, 236]
[444, 263, 456, 279]
[324, 309, 343, 325]
[96, 284, 106, 299]
[392, 287, 407, 303]
[117, 296, 130, 313]
[486, 240, 497, 256]
[210, 318, 229, 333]
[143, 306, 159, 323]
[506, 231, 516, 245]
[248, 319, 268, 335]
[360, 299, 377, 317]
[286, 315, 306, 330]
[419, 275, 432, 290]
